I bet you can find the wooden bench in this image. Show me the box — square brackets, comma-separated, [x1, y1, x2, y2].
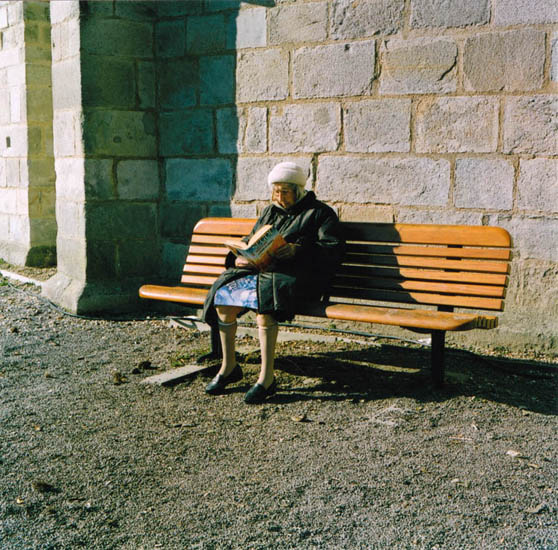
[140, 217, 512, 385]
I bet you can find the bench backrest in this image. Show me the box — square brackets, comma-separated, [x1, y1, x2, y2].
[181, 218, 512, 313]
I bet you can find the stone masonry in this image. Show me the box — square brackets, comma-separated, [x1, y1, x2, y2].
[0, 0, 556, 351]
[0, 0, 55, 266]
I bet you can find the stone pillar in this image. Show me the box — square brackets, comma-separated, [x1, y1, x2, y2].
[0, 0, 56, 267]
[43, 0, 160, 313]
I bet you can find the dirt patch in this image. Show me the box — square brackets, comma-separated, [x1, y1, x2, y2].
[1, 277, 556, 549]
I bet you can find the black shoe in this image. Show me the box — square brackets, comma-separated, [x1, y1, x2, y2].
[205, 365, 243, 395]
[244, 379, 277, 404]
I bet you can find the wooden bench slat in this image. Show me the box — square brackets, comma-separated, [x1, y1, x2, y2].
[188, 244, 229, 256]
[185, 255, 227, 266]
[300, 302, 498, 331]
[181, 275, 218, 286]
[337, 264, 508, 286]
[191, 234, 240, 245]
[329, 286, 504, 311]
[193, 217, 256, 236]
[343, 253, 510, 273]
[332, 274, 506, 298]
[342, 222, 512, 247]
[183, 264, 225, 275]
[346, 243, 511, 260]
[139, 285, 208, 305]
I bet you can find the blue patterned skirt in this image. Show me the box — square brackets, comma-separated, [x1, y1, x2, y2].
[214, 274, 258, 310]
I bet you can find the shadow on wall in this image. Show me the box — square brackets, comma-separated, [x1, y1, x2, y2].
[159, 0, 276, 281]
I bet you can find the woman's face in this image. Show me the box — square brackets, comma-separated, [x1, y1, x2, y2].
[272, 183, 297, 209]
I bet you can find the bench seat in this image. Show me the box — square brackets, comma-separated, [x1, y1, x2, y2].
[139, 217, 512, 385]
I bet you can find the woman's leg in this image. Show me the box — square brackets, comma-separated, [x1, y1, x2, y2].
[256, 313, 279, 388]
[215, 305, 243, 377]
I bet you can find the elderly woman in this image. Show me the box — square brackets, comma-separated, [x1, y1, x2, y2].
[202, 162, 344, 404]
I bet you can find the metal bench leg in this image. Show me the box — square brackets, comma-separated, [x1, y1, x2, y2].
[431, 330, 445, 387]
[196, 324, 222, 364]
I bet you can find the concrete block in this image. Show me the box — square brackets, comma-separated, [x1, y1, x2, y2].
[0, 5, 8, 29]
[52, 57, 82, 110]
[0, 90, 10, 124]
[209, 203, 259, 218]
[0, 124, 27, 157]
[157, 59, 197, 109]
[56, 237, 87, 280]
[488, 215, 558, 262]
[235, 157, 312, 201]
[269, 2, 327, 45]
[411, 0, 490, 28]
[88, 203, 158, 241]
[49, 1, 79, 25]
[165, 159, 232, 202]
[27, 159, 55, 187]
[28, 187, 56, 218]
[7, 1, 23, 25]
[0, 188, 17, 214]
[138, 61, 156, 109]
[236, 49, 288, 103]
[517, 159, 558, 213]
[200, 56, 235, 105]
[55, 158, 84, 201]
[84, 239, 118, 280]
[161, 241, 188, 280]
[269, 103, 341, 153]
[5, 158, 20, 187]
[552, 32, 558, 83]
[117, 159, 160, 200]
[84, 111, 156, 158]
[339, 204, 394, 223]
[81, 55, 136, 109]
[463, 30, 545, 92]
[503, 96, 558, 155]
[2, 23, 24, 49]
[217, 106, 267, 154]
[397, 208, 484, 225]
[0, 47, 23, 68]
[186, 14, 226, 54]
[228, 7, 266, 49]
[344, 99, 411, 153]
[159, 110, 214, 156]
[293, 41, 376, 99]
[160, 202, 206, 239]
[157, 1, 202, 17]
[317, 156, 450, 206]
[7, 64, 25, 86]
[25, 63, 52, 87]
[115, 1, 158, 21]
[415, 97, 498, 153]
[23, 2, 50, 21]
[9, 87, 23, 123]
[0, 158, 5, 187]
[118, 239, 160, 277]
[84, 159, 114, 201]
[379, 37, 457, 95]
[82, 1, 114, 17]
[155, 20, 185, 58]
[330, 0, 404, 39]
[81, 19, 153, 57]
[493, 0, 558, 25]
[51, 17, 80, 62]
[56, 200, 85, 239]
[455, 159, 514, 210]
[53, 110, 79, 157]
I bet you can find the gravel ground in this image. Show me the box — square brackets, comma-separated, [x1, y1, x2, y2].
[0, 274, 556, 550]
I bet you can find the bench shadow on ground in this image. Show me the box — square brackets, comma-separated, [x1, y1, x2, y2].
[237, 344, 557, 415]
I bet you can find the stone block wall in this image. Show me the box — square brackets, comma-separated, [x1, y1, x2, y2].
[43, 0, 160, 312]
[0, 0, 55, 266]
[162, 0, 556, 350]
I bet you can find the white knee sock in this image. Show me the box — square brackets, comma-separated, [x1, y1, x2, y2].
[218, 319, 237, 376]
[257, 322, 278, 387]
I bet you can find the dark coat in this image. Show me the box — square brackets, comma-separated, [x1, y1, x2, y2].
[202, 191, 345, 326]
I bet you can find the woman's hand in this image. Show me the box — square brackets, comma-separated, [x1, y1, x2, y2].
[273, 243, 299, 261]
[235, 256, 255, 268]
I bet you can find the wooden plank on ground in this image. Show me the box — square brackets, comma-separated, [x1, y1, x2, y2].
[140, 364, 213, 386]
